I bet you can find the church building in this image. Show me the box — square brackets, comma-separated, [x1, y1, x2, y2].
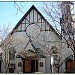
[1, 2, 75, 73]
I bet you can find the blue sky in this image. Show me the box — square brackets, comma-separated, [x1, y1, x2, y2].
[0, 2, 42, 31]
[0, 1, 74, 33]
[0, 2, 61, 32]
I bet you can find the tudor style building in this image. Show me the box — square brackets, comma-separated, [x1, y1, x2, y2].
[1, 2, 75, 73]
[1, 5, 61, 73]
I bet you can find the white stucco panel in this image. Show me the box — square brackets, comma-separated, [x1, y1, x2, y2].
[16, 58, 23, 73]
[11, 32, 29, 53]
[38, 58, 45, 73]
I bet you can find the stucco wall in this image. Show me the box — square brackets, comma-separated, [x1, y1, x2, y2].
[15, 58, 23, 73]
[45, 55, 51, 73]
[38, 58, 45, 73]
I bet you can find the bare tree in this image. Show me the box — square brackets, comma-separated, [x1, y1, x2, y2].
[0, 25, 11, 73]
[14, 1, 28, 15]
[0, 25, 28, 73]
[42, 1, 75, 73]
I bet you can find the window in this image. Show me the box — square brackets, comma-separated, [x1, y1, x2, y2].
[40, 62, 43, 67]
[18, 62, 22, 67]
[66, 5, 70, 13]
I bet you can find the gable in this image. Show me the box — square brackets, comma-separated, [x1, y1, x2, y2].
[10, 5, 61, 39]
[11, 5, 53, 32]
[25, 41, 35, 52]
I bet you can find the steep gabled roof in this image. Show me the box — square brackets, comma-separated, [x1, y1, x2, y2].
[10, 5, 61, 39]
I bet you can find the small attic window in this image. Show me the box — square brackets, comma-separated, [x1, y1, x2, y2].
[66, 5, 70, 13]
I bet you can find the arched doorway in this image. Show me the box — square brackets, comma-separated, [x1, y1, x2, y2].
[65, 55, 74, 73]
[65, 59, 74, 73]
[23, 49, 38, 73]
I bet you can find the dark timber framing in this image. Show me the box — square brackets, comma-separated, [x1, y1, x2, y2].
[37, 12, 38, 23]
[45, 20, 46, 31]
[10, 5, 61, 39]
[25, 19, 26, 32]
[29, 13, 30, 25]
[41, 18, 42, 31]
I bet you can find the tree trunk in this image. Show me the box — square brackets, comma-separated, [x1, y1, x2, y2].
[57, 68, 59, 73]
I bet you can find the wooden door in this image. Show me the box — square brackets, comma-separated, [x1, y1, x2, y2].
[66, 60, 74, 73]
[25, 60, 31, 73]
[24, 58, 38, 73]
[31, 60, 35, 72]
